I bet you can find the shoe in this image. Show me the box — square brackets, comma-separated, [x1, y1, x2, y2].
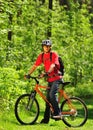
[52, 114, 62, 119]
[40, 119, 49, 124]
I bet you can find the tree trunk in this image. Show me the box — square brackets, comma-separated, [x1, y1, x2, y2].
[8, 13, 12, 41]
[6, 1, 13, 61]
[47, 0, 53, 38]
[7, 0, 14, 41]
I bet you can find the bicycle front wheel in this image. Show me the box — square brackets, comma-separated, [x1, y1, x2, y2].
[61, 97, 88, 127]
[15, 94, 39, 125]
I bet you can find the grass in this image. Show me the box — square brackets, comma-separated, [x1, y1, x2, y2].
[0, 98, 93, 130]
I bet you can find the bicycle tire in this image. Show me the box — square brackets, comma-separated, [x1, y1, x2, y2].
[61, 97, 88, 127]
[15, 93, 39, 125]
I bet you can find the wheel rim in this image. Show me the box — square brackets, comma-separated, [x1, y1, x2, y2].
[61, 97, 88, 127]
[15, 95, 39, 124]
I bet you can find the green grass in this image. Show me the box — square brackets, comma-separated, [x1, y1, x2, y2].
[0, 98, 93, 130]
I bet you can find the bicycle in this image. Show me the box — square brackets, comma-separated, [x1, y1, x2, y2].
[15, 75, 88, 127]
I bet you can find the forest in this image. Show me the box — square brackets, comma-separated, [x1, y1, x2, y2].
[0, 0, 93, 111]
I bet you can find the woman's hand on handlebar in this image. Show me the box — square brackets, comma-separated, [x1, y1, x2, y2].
[24, 74, 30, 79]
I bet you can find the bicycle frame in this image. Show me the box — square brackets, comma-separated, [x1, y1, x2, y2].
[34, 84, 54, 113]
[34, 83, 76, 115]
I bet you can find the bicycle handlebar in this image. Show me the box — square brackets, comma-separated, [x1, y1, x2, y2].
[25, 74, 71, 87]
[24, 75, 40, 84]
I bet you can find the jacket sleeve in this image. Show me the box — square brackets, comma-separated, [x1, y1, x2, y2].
[34, 53, 42, 66]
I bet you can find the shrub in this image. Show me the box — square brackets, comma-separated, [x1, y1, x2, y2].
[74, 82, 93, 98]
[0, 67, 27, 110]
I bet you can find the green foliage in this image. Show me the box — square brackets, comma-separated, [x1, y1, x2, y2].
[0, 67, 27, 110]
[75, 82, 93, 98]
[0, 1, 93, 110]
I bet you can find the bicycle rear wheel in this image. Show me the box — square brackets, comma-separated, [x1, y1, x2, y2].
[61, 97, 88, 127]
[15, 94, 39, 125]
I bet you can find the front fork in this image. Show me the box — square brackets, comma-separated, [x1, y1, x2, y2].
[26, 91, 36, 110]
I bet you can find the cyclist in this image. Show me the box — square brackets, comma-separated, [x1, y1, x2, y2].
[25, 40, 63, 124]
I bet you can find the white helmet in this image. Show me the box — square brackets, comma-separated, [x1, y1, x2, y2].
[42, 40, 52, 46]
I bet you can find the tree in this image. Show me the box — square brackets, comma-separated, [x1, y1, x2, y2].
[47, 0, 53, 38]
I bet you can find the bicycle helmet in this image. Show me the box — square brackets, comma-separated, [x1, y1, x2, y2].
[42, 40, 52, 46]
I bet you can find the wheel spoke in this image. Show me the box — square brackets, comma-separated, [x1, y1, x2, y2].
[61, 97, 88, 127]
[15, 94, 39, 125]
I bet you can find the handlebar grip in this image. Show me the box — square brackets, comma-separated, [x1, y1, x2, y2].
[24, 74, 31, 79]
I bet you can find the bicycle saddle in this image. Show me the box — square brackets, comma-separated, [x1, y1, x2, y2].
[62, 82, 71, 87]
